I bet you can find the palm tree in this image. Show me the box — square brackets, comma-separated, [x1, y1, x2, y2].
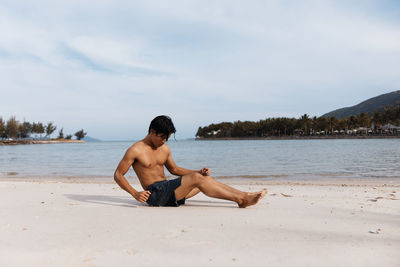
[357, 112, 370, 128]
[32, 122, 45, 139]
[372, 111, 383, 130]
[328, 117, 338, 134]
[349, 116, 357, 130]
[300, 114, 310, 135]
[6, 116, 19, 139]
[0, 117, 5, 139]
[45, 122, 57, 139]
[19, 121, 32, 139]
[337, 118, 347, 133]
[74, 129, 87, 140]
[58, 128, 65, 139]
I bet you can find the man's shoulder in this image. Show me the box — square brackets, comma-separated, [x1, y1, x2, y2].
[125, 141, 144, 155]
[162, 143, 171, 150]
[160, 143, 171, 154]
[129, 141, 145, 151]
[127, 141, 170, 154]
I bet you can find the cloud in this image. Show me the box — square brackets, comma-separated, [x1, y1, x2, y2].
[0, 1, 400, 139]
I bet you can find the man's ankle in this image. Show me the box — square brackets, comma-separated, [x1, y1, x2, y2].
[235, 194, 246, 206]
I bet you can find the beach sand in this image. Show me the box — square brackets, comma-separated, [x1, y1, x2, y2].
[0, 179, 399, 267]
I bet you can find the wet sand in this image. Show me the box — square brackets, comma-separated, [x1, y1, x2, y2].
[0, 179, 399, 267]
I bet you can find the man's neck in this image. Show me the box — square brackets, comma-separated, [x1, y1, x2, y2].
[142, 135, 157, 150]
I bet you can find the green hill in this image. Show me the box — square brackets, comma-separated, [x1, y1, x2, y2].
[322, 90, 400, 119]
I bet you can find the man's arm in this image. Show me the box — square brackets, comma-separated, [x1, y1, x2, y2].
[114, 147, 151, 203]
[164, 146, 210, 176]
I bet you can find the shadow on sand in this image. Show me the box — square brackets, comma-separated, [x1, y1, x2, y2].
[185, 199, 236, 208]
[64, 194, 237, 208]
[64, 194, 144, 208]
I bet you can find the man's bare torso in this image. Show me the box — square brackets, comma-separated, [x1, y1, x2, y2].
[130, 140, 170, 189]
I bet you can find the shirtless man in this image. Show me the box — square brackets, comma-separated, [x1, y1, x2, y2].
[114, 115, 267, 208]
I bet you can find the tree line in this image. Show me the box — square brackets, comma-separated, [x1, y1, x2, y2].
[196, 104, 400, 138]
[0, 116, 87, 140]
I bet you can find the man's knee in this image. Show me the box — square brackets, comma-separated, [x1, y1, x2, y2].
[186, 172, 208, 186]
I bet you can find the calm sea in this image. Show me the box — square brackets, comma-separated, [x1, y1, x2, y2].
[0, 139, 399, 181]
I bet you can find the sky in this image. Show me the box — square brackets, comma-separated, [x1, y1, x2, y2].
[0, 0, 399, 140]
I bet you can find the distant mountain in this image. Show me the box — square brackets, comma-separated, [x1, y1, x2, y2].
[82, 136, 101, 142]
[322, 90, 400, 119]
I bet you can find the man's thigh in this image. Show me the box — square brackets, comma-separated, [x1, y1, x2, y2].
[174, 174, 198, 200]
[186, 188, 201, 199]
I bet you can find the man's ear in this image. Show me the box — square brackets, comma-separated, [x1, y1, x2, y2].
[149, 129, 156, 135]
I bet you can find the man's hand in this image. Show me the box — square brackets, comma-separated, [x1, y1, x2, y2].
[133, 191, 151, 203]
[199, 168, 210, 176]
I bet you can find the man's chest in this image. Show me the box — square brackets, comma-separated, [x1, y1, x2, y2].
[134, 152, 168, 168]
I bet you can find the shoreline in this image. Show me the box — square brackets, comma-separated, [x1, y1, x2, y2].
[1, 176, 399, 187]
[0, 139, 84, 145]
[195, 135, 400, 140]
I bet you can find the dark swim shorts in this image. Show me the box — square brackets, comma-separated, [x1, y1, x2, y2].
[146, 177, 186, 207]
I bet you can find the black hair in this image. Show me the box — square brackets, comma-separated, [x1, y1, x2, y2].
[148, 115, 176, 139]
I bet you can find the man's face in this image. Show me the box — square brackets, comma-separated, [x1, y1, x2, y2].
[150, 130, 171, 148]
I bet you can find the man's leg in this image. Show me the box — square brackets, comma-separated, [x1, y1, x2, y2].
[189, 178, 247, 196]
[184, 182, 239, 199]
[212, 179, 247, 195]
[175, 173, 267, 208]
[185, 188, 200, 199]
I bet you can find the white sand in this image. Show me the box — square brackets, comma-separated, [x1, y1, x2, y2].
[0, 179, 399, 267]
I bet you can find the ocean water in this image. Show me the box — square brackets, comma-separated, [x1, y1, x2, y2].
[0, 139, 399, 181]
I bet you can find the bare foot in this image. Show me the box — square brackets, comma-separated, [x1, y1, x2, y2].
[238, 189, 267, 208]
